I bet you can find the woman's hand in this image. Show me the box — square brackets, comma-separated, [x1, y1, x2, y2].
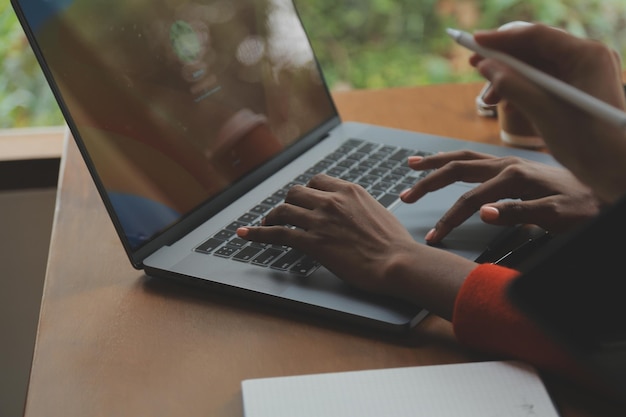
[400, 151, 603, 243]
[471, 24, 626, 203]
[237, 174, 476, 320]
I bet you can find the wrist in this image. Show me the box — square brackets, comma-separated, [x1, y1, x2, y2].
[384, 244, 477, 321]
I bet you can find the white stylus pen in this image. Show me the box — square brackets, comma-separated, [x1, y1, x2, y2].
[446, 28, 626, 131]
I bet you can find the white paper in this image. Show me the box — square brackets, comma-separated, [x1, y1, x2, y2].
[242, 361, 559, 417]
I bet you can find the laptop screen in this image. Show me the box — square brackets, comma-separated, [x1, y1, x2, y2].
[15, 0, 336, 250]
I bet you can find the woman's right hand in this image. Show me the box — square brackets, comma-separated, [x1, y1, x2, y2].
[471, 24, 626, 203]
[400, 151, 603, 243]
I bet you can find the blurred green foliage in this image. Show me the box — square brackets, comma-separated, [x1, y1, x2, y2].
[296, 0, 626, 90]
[1, 2, 64, 128]
[2, 0, 626, 128]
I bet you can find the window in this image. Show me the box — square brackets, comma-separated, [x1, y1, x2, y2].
[2, 0, 626, 129]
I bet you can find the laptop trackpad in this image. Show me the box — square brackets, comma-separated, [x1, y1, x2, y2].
[391, 183, 505, 260]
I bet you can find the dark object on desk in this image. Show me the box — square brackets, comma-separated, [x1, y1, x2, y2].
[475, 224, 552, 268]
[508, 194, 626, 399]
[0, 159, 60, 191]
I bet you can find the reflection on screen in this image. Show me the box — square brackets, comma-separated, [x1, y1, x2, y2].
[18, 0, 336, 250]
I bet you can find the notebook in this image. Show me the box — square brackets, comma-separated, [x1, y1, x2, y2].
[508, 194, 626, 400]
[241, 361, 560, 417]
[12, 0, 557, 333]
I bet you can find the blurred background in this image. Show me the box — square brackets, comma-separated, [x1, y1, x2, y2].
[2, 0, 626, 129]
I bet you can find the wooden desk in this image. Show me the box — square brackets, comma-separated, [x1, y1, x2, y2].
[25, 83, 621, 417]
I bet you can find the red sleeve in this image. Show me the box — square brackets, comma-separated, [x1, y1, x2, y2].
[452, 263, 583, 380]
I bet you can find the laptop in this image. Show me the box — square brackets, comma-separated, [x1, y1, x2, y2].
[12, 0, 558, 334]
[508, 194, 626, 400]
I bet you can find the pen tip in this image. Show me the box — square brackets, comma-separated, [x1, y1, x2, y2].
[446, 28, 460, 39]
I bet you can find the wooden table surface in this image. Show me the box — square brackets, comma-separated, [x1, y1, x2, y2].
[24, 82, 623, 417]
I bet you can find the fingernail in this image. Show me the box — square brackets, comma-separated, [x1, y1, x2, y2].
[236, 227, 249, 237]
[425, 228, 436, 242]
[480, 206, 499, 221]
[399, 188, 411, 200]
[407, 156, 423, 165]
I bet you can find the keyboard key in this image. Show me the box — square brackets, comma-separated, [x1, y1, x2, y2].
[326, 151, 344, 161]
[294, 174, 312, 184]
[250, 204, 272, 215]
[383, 174, 403, 183]
[359, 158, 378, 168]
[392, 167, 411, 176]
[233, 246, 263, 262]
[337, 139, 363, 153]
[368, 189, 384, 199]
[273, 189, 288, 199]
[389, 184, 408, 194]
[239, 212, 259, 224]
[348, 166, 368, 176]
[340, 173, 360, 182]
[214, 229, 235, 240]
[377, 193, 399, 208]
[215, 246, 239, 258]
[250, 241, 269, 248]
[270, 249, 304, 271]
[283, 182, 301, 190]
[389, 149, 414, 161]
[263, 196, 283, 206]
[225, 220, 247, 231]
[272, 243, 291, 251]
[371, 180, 394, 192]
[359, 174, 379, 185]
[195, 238, 224, 254]
[290, 256, 320, 276]
[401, 173, 421, 185]
[347, 151, 367, 161]
[252, 248, 285, 266]
[227, 237, 249, 248]
[337, 159, 356, 169]
[358, 143, 377, 153]
[369, 151, 388, 160]
[369, 168, 390, 177]
[327, 167, 347, 177]
[378, 160, 399, 170]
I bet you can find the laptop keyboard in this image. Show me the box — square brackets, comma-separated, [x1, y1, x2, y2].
[194, 138, 433, 276]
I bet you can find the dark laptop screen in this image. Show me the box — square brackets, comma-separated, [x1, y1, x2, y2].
[14, 0, 336, 250]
